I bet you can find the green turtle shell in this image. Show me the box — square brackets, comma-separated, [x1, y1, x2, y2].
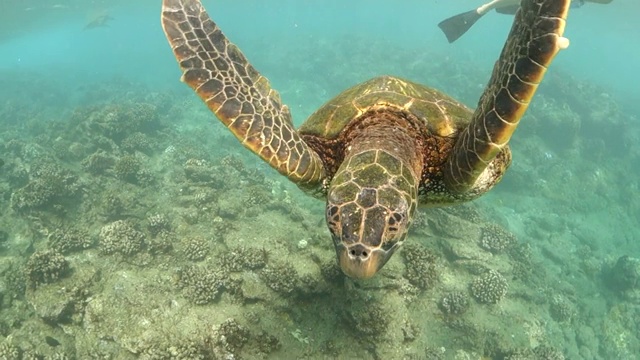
[298, 76, 472, 140]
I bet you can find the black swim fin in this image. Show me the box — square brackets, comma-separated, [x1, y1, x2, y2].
[495, 4, 520, 15]
[437, 9, 484, 43]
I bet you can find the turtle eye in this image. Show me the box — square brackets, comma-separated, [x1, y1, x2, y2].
[381, 241, 395, 251]
[387, 212, 405, 234]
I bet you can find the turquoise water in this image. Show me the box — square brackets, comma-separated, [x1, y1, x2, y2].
[1, 0, 639, 358]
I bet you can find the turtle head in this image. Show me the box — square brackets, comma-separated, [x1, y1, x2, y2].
[326, 150, 418, 279]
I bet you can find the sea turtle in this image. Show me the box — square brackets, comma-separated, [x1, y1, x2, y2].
[161, 0, 570, 279]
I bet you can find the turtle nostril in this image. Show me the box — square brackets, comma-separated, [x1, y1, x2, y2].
[348, 245, 369, 260]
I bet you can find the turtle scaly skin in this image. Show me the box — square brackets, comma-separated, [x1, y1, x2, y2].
[162, 0, 570, 279]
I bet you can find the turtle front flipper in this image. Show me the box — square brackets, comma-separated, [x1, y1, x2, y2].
[444, 0, 570, 194]
[161, 0, 325, 190]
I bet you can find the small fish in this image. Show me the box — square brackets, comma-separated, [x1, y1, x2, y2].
[84, 14, 114, 30]
[45, 336, 61, 347]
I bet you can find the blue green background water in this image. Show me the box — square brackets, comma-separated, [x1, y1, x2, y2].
[1, 0, 639, 358]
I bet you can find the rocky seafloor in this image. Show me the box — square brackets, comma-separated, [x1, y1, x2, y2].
[1, 37, 639, 360]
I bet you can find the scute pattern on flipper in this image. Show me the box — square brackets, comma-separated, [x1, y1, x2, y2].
[444, 0, 570, 193]
[161, 0, 325, 189]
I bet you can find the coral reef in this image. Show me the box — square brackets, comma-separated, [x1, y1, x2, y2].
[470, 270, 508, 304]
[139, 337, 208, 360]
[212, 318, 250, 354]
[0, 341, 21, 359]
[479, 223, 516, 254]
[146, 213, 172, 236]
[1, 32, 637, 360]
[98, 220, 145, 255]
[220, 246, 268, 272]
[443, 203, 483, 224]
[47, 228, 92, 254]
[10, 162, 81, 212]
[260, 262, 299, 295]
[401, 243, 439, 289]
[550, 295, 575, 322]
[244, 185, 273, 207]
[439, 291, 470, 316]
[508, 242, 535, 280]
[220, 154, 246, 173]
[505, 345, 565, 360]
[342, 293, 391, 337]
[604, 255, 640, 293]
[113, 155, 142, 183]
[320, 260, 344, 283]
[177, 265, 227, 305]
[80, 102, 160, 142]
[101, 192, 125, 219]
[255, 331, 282, 354]
[25, 250, 68, 288]
[121, 132, 154, 154]
[181, 236, 210, 261]
[183, 158, 225, 186]
[81, 150, 115, 175]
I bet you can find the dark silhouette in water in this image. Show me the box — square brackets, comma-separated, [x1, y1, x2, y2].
[438, 0, 614, 43]
[84, 14, 114, 30]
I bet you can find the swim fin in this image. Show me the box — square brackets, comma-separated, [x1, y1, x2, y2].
[437, 9, 484, 43]
[495, 4, 519, 15]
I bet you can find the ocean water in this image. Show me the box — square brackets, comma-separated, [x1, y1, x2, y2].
[1, 0, 639, 358]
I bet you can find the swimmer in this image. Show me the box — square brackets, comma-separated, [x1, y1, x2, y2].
[438, 0, 613, 43]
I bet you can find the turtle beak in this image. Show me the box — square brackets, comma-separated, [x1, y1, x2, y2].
[334, 242, 399, 279]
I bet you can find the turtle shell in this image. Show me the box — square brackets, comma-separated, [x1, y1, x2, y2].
[298, 76, 472, 140]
